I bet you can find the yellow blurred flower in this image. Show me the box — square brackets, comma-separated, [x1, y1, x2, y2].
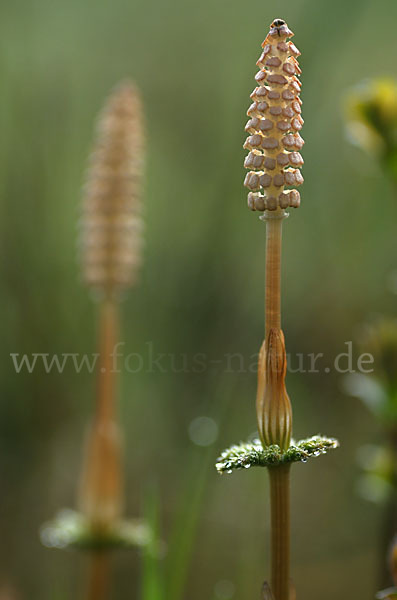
[345, 78, 397, 156]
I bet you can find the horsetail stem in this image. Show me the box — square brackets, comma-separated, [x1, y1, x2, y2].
[78, 299, 123, 529]
[85, 552, 111, 600]
[244, 18, 303, 599]
[269, 465, 291, 600]
[77, 81, 145, 600]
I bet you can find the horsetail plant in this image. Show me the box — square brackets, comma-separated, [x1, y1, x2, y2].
[40, 81, 149, 600]
[79, 80, 145, 600]
[216, 19, 338, 600]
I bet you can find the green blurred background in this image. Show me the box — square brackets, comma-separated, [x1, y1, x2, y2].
[1, 0, 397, 597]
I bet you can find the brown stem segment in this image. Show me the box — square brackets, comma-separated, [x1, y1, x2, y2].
[78, 297, 123, 529]
[97, 298, 119, 423]
[264, 214, 284, 337]
[257, 212, 292, 450]
[85, 553, 111, 600]
[269, 464, 291, 600]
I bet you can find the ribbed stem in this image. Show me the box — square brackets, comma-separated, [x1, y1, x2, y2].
[263, 212, 291, 599]
[264, 214, 285, 337]
[269, 464, 291, 600]
[86, 553, 111, 600]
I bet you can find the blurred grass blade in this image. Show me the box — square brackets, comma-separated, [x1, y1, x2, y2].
[141, 485, 164, 600]
[165, 447, 210, 600]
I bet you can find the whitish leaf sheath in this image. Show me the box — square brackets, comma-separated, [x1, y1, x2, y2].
[81, 81, 144, 296]
[243, 19, 303, 212]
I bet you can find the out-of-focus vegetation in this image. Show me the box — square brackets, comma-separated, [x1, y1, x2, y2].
[344, 73, 397, 588]
[346, 78, 397, 181]
[344, 319, 397, 586]
[1, 0, 397, 598]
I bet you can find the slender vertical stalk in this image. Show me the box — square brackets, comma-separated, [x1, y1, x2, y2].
[86, 553, 111, 600]
[78, 299, 122, 600]
[257, 211, 292, 453]
[81, 299, 123, 600]
[269, 465, 291, 600]
[79, 296, 123, 532]
[261, 211, 292, 600]
[97, 298, 119, 424]
[264, 214, 285, 337]
[261, 209, 290, 600]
